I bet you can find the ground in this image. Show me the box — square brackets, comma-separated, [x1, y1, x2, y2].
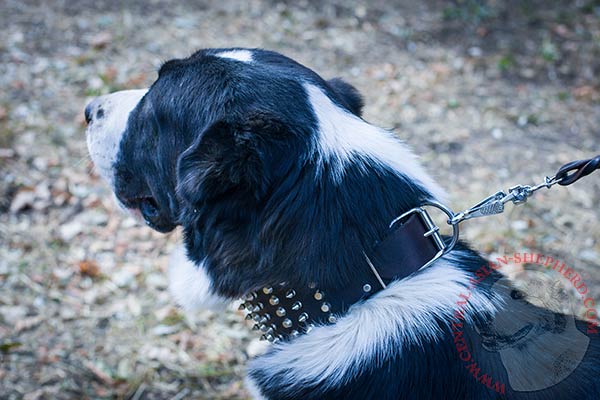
[1, 1, 599, 399]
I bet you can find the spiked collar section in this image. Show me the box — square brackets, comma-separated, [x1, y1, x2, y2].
[240, 207, 446, 343]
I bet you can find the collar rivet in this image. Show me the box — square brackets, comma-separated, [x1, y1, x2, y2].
[298, 312, 309, 323]
[276, 307, 286, 317]
[262, 287, 273, 295]
[269, 296, 279, 306]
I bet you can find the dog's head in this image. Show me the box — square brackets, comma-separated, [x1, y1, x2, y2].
[85, 48, 364, 234]
[86, 48, 444, 296]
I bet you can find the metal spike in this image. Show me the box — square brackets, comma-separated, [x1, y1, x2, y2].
[282, 318, 293, 328]
[265, 327, 274, 335]
[362, 283, 372, 293]
[269, 296, 279, 306]
[328, 314, 337, 323]
[252, 324, 260, 331]
[308, 282, 317, 289]
[285, 289, 296, 299]
[276, 307, 286, 317]
[306, 324, 314, 333]
[298, 312, 309, 323]
[291, 330, 299, 337]
[265, 334, 274, 342]
[320, 302, 331, 313]
[313, 290, 324, 300]
[238, 302, 246, 310]
[244, 292, 257, 301]
[253, 302, 264, 312]
[260, 335, 267, 341]
[262, 287, 273, 295]
[253, 314, 261, 322]
[259, 314, 270, 324]
[291, 301, 302, 311]
[245, 313, 254, 320]
[260, 324, 269, 332]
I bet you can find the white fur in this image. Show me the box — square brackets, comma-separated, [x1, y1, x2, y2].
[216, 50, 253, 63]
[85, 89, 148, 183]
[305, 84, 447, 201]
[168, 245, 229, 311]
[245, 375, 267, 400]
[249, 251, 499, 392]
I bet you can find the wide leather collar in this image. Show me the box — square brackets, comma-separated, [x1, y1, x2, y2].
[240, 209, 445, 342]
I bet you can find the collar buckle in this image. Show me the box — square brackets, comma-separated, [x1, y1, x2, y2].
[388, 201, 459, 271]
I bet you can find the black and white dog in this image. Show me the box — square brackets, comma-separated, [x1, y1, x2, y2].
[85, 48, 599, 399]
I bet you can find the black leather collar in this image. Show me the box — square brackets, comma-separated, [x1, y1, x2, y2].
[240, 209, 446, 342]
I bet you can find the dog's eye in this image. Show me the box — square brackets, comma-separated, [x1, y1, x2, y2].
[139, 197, 160, 221]
[510, 289, 526, 300]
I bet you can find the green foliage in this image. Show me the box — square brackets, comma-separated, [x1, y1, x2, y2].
[498, 54, 516, 72]
[442, 0, 494, 23]
[0, 342, 22, 353]
[541, 39, 559, 62]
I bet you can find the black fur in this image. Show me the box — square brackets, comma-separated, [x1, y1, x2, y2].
[327, 77, 364, 116]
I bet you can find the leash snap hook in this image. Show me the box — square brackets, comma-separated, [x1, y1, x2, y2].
[448, 191, 506, 225]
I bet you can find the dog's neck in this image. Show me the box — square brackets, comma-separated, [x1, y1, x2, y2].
[183, 89, 449, 299]
[183, 160, 437, 296]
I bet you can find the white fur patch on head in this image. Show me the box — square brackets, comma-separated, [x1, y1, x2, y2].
[216, 50, 253, 63]
[85, 89, 148, 184]
[305, 84, 447, 201]
[249, 251, 499, 391]
[168, 245, 229, 311]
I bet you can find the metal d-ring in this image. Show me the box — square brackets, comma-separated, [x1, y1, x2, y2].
[423, 201, 460, 254]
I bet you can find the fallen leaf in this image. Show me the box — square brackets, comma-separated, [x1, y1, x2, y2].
[15, 316, 44, 333]
[9, 188, 35, 213]
[90, 32, 112, 49]
[572, 85, 599, 102]
[83, 360, 114, 385]
[79, 260, 100, 278]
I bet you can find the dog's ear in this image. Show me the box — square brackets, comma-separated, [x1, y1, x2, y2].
[176, 112, 297, 205]
[327, 78, 364, 116]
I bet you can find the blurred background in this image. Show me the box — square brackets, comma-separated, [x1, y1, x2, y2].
[1, 0, 599, 398]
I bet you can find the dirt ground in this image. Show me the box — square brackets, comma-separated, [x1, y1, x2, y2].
[1, 1, 599, 399]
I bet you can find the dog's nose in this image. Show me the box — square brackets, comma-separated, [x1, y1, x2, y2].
[84, 101, 94, 124]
